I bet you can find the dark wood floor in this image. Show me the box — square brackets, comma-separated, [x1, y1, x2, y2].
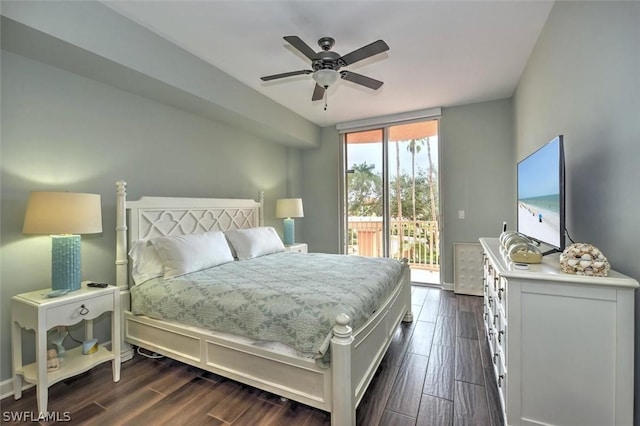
[2, 286, 503, 426]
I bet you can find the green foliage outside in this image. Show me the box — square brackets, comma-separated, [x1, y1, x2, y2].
[347, 139, 439, 221]
[347, 137, 440, 266]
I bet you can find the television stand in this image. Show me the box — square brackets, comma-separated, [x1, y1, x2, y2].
[540, 247, 560, 256]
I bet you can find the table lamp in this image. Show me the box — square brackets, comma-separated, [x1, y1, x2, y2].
[23, 192, 103, 293]
[276, 198, 304, 246]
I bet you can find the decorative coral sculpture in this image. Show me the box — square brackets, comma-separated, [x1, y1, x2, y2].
[560, 243, 610, 277]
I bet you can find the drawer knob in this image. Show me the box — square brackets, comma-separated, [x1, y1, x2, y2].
[79, 304, 90, 315]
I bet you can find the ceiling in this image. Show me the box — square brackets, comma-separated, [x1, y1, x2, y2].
[102, 1, 554, 127]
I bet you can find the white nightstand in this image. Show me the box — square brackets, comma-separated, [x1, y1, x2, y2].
[284, 243, 308, 253]
[11, 283, 121, 414]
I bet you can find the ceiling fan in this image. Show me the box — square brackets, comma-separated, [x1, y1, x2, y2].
[260, 36, 389, 102]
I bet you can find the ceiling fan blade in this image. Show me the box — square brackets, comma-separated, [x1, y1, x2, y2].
[284, 36, 317, 60]
[338, 40, 389, 66]
[312, 84, 325, 101]
[340, 71, 384, 90]
[261, 70, 312, 81]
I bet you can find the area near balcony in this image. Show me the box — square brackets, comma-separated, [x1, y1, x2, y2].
[348, 218, 440, 284]
[345, 120, 440, 285]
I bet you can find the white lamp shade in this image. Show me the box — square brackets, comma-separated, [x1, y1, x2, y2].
[313, 69, 339, 88]
[276, 198, 304, 219]
[23, 192, 103, 235]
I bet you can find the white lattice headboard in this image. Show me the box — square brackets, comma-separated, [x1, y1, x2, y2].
[115, 181, 263, 289]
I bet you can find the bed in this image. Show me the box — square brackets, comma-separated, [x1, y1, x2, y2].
[114, 181, 413, 425]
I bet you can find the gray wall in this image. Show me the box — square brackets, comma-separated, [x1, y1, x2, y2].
[0, 50, 302, 382]
[302, 99, 515, 285]
[513, 1, 640, 421]
[301, 126, 342, 254]
[440, 99, 515, 284]
[1, 1, 320, 148]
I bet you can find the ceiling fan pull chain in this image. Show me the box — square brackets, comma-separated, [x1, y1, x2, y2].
[324, 88, 328, 111]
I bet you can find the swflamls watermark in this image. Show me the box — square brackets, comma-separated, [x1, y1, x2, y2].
[2, 411, 71, 422]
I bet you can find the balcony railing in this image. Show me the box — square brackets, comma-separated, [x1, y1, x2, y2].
[347, 218, 440, 271]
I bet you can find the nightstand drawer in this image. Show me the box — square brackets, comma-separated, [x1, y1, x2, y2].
[46, 293, 113, 328]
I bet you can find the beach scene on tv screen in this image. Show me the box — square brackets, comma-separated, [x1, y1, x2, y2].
[518, 140, 561, 248]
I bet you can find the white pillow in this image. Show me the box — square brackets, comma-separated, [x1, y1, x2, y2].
[150, 231, 234, 279]
[225, 227, 285, 260]
[128, 240, 164, 285]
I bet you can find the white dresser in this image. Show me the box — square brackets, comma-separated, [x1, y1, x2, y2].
[480, 237, 637, 426]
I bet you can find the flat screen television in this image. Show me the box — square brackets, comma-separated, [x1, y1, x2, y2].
[517, 135, 565, 254]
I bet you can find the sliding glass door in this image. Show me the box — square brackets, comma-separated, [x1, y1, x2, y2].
[343, 120, 440, 284]
[344, 128, 386, 257]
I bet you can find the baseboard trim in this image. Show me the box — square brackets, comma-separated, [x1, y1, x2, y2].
[0, 377, 34, 401]
[442, 282, 454, 292]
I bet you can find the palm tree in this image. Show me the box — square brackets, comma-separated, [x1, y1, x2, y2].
[425, 137, 439, 264]
[348, 162, 381, 216]
[407, 138, 426, 228]
[395, 140, 403, 256]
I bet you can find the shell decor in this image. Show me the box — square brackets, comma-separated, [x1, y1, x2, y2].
[559, 243, 610, 277]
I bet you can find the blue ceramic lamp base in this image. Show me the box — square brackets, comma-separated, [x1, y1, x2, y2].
[283, 218, 295, 246]
[51, 235, 81, 292]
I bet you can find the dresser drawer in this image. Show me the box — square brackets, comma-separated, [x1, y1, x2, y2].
[496, 354, 507, 414]
[46, 293, 114, 328]
[498, 277, 507, 315]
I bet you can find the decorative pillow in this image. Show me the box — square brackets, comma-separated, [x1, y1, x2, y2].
[128, 240, 164, 285]
[225, 227, 285, 260]
[150, 231, 235, 279]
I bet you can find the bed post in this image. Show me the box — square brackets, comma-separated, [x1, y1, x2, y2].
[115, 181, 134, 362]
[115, 181, 128, 289]
[258, 191, 264, 226]
[401, 259, 414, 323]
[331, 313, 355, 426]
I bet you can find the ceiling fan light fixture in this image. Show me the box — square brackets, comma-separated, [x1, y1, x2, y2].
[261, 36, 389, 103]
[313, 69, 339, 88]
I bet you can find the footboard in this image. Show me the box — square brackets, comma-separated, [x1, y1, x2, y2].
[124, 311, 333, 411]
[123, 265, 411, 426]
[331, 263, 412, 425]
[123, 263, 412, 426]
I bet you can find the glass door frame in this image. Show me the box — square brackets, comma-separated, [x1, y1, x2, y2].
[340, 129, 391, 255]
[338, 118, 442, 284]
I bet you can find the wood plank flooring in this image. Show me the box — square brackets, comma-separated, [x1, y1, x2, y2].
[1, 286, 503, 426]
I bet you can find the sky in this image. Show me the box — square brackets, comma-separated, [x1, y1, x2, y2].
[517, 136, 562, 199]
[346, 137, 439, 176]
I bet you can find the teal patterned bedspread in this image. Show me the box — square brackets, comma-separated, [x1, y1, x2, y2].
[131, 252, 407, 360]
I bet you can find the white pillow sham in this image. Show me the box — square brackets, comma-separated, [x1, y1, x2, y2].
[150, 230, 234, 279]
[225, 227, 285, 260]
[128, 240, 164, 285]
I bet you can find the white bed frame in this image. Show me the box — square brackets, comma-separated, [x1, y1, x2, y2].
[114, 181, 413, 425]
